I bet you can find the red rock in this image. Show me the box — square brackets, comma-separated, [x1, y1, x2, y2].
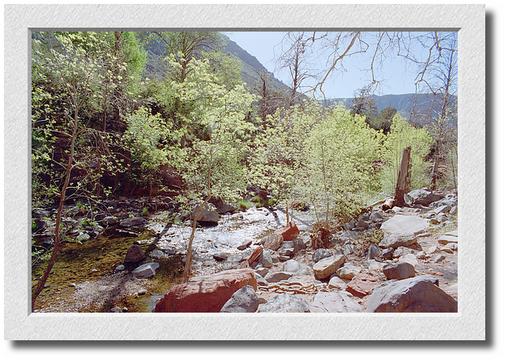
[279, 222, 300, 241]
[346, 273, 380, 298]
[154, 269, 257, 312]
[247, 246, 263, 266]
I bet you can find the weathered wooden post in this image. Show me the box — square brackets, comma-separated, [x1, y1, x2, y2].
[394, 146, 412, 207]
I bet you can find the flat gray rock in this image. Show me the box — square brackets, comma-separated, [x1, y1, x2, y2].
[309, 291, 362, 313]
[132, 262, 159, 279]
[220, 285, 259, 312]
[379, 215, 428, 248]
[258, 294, 310, 313]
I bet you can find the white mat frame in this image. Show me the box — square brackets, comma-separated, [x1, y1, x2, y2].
[4, 4, 485, 341]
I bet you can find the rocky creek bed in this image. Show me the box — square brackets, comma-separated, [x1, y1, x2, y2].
[32, 188, 458, 313]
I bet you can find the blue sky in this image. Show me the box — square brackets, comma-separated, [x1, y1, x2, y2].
[224, 31, 456, 99]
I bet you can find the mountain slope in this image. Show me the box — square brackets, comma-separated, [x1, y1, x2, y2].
[322, 93, 457, 127]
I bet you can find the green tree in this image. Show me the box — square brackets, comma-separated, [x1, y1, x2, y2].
[381, 114, 433, 195]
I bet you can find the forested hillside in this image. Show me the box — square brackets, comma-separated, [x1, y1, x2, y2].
[31, 31, 459, 313]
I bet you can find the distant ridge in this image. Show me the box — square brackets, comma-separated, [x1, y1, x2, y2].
[322, 93, 457, 127]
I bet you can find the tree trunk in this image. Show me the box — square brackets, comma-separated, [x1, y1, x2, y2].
[182, 216, 198, 282]
[393, 146, 412, 207]
[32, 103, 79, 309]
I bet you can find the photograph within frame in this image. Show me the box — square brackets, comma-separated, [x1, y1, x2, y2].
[4, 4, 485, 340]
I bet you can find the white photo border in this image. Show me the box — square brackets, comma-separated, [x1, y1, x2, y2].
[4, 4, 485, 341]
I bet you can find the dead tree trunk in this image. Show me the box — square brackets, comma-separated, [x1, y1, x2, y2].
[393, 146, 412, 207]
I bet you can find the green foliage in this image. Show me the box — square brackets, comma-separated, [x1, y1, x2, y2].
[298, 107, 383, 221]
[123, 107, 169, 172]
[380, 114, 433, 195]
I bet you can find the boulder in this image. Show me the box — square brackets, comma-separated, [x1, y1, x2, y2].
[265, 271, 293, 283]
[309, 291, 362, 313]
[132, 262, 159, 279]
[405, 189, 444, 206]
[278, 241, 295, 258]
[438, 232, 458, 245]
[258, 294, 310, 313]
[379, 215, 429, 248]
[119, 217, 147, 229]
[328, 276, 347, 290]
[336, 263, 361, 280]
[220, 285, 259, 312]
[255, 267, 269, 277]
[124, 244, 146, 264]
[346, 273, 380, 298]
[383, 262, 416, 280]
[264, 233, 283, 251]
[192, 205, 220, 227]
[154, 269, 257, 312]
[367, 275, 457, 312]
[367, 244, 381, 259]
[283, 259, 301, 273]
[247, 246, 263, 267]
[398, 253, 418, 267]
[312, 248, 334, 263]
[367, 260, 384, 272]
[237, 239, 252, 250]
[213, 252, 229, 262]
[260, 250, 273, 268]
[313, 254, 346, 280]
[209, 197, 237, 215]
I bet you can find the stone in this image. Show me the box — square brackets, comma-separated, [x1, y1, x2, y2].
[278, 241, 295, 258]
[379, 215, 428, 248]
[367, 275, 457, 312]
[283, 259, 301, 273]
[309, 291, 362, 312]
[258, 294, 310, 313]
[132, 262, 159, 279]
[260, 250, 273, 268]
[124, 244, 146, 264]
[405, 189, 444, 206]
[313, 254, 346, 280]
[312, 248, 334, 263]
[149, 249, 166, 259]
[336, 263, 361, 280]
[119, 217, 147, 228]
[279, 222, 300, 241]
[438, 233, 458, 245]
[264, 233, 283, 251]
[398, 253, 418, 267]
[440, 246, 454, 254]
[237, 239, 252, 250]
[209, 197, 236, 215]
[265, 271, 293, 283]
[328, 276, 347, 290]
[346, 273, 379, 298]
[154, 269, 257, 312]
[433, 254, 446, 263]
[370, 210, 385, 222]
[434, 205, 451, 214]
[255, 267, 269, 277]
[393, 246, 415, 258]
[367, 260, 384, 272]
[192, 205, 220, 227]
[367, 244, 381, 259]
[247, 246, 263, 266]
[382, 248, 394, 260]
[220, 285, 259, 312]
[213, 252, 229, 262]
[76, 232, 91, 242]
[342, 244, 355, 256]
[115, 264, 125, 272]
[383, 262, 416, 280]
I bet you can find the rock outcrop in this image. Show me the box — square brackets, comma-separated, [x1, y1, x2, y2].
[154, 269, 257, 312]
